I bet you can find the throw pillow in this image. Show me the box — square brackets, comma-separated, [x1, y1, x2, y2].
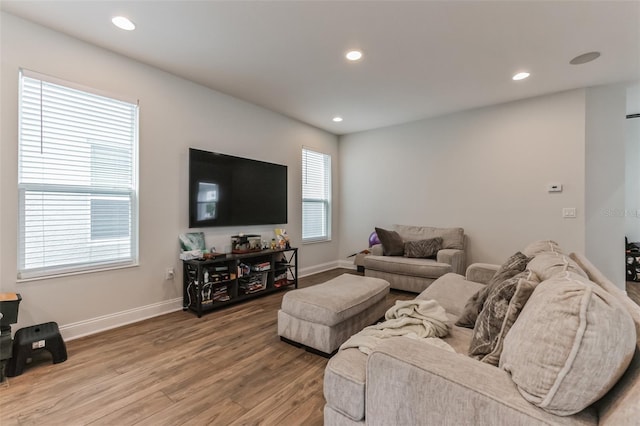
[455, 251, 530, 328]
[403, 237, 442, 259]
[499, 272, 636, 416]
[527, 252, 587, 281]
[375, 227, 404, 256]
[454, 285, 490, 328]
[468, 271, 539, 366]
[487, 251, 531, 287]
[395, 225, 465, 250]
[522, 240, 562, 257]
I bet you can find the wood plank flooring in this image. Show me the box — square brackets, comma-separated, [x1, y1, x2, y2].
[0, 269, 412, 426]
[627, 280, 640, 307]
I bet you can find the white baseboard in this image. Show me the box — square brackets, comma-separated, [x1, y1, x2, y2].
[60, 297, 183, 341]
[299, 260, 344, 278]
[61, 260, 357, 341]
[337, 259, 357, 270]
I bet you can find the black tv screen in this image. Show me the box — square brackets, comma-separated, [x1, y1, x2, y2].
[189, 148, 288, 228]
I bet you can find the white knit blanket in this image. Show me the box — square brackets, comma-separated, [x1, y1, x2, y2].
[339, 299, 454, 355]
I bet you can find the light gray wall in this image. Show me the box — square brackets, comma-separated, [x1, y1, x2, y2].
[339, 90, 587, 266]
[585, 85, 627, 288]
[0, 13, 339, 337]
[626, 117, 640, 242]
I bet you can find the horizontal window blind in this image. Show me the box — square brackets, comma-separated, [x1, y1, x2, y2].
[18, 71, 138, 279]
[302, 148, 331, 242]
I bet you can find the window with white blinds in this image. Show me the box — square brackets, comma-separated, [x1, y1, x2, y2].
[302, 148, 331, 242]
[17, 70, 139, 279]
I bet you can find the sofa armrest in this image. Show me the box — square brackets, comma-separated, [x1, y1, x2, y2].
[370, 244, 383, 256]
[366, 338, 596, 426]
[436, 249, 465, 275]
[465, 263, 500, 284]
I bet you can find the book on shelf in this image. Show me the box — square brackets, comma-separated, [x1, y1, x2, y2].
[251, 261, 271, 272]
[206, 272, 230, 282]
[241, 275, 264, 284]
[240, 283, 266, 294]
[239, 272, 267, 294]
[212, 286, 230, 302]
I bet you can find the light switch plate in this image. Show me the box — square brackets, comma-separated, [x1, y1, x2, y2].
[563, 207, 577, 218]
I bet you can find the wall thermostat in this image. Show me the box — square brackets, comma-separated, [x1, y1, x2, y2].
[547, 183, 563, 193]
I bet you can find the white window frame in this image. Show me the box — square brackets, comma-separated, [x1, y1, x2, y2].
[17, 69, 139, 280]
[302, 147, 331, 243]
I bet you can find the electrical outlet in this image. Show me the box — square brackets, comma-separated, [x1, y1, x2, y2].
[562, 207, 577, 218]
[165, 268, 175, 280]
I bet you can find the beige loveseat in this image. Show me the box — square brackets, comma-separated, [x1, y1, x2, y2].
[362, 225, 466, 293]
[325, 245, 640, 425]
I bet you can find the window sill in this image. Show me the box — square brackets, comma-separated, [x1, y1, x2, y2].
[17, 262, 140, 283]
[302, 238, 332, 245]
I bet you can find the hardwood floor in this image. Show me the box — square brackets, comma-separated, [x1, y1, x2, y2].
[627, 280, 640, 307]
[0, 269, 412, 426]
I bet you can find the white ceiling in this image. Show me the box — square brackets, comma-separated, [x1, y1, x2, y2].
[2, 1, 639, 134]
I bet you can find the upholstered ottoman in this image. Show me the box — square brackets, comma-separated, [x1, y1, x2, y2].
[277, 274, 390, 356]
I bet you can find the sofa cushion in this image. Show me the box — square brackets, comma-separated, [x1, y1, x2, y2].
[394, 225, 464, 250]
[418, 272, 485, 318]
[324, 347, 368, 421]
[522, 240, 563, 257]
[527, 251, 587, 281]
[280, 274, 389, 327]
[404, 237, 442, 259]
[455, 252, 530, 328]
[500, 272, 637, 416]
[444, 313, 475, 354]
[375, 227, 404, 256]
[363, 255, 452, 279]
[469, 270, 539, 366]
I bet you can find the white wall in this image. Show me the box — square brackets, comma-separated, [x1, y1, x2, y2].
[339, 90, 587, 265]
[626, 117, 640, 242]
[0, 13, 339, 338]
[585, 85, 627, 288]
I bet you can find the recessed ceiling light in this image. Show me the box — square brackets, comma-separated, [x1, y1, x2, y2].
[112, 16, 136, 31]
[345, 50, 363, 61]
[332, 116, 343, 122]
[570, 51, 601, 65]
[512, 72, 530, 81]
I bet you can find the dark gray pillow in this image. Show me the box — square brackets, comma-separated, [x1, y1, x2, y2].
[455, 251, 530, 328]
[487, 251, 531, 287]
[469, 271, 538, 366]
[455, 285, 491, 328]
[375, 227, 404, 256]
[404, 237, 442, 259]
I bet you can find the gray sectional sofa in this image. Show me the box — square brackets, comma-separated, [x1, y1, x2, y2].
[362, 225, 466, 293]
[325, 243, 640, 425]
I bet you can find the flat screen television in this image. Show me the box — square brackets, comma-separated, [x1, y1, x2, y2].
[189, 148, 288, 228]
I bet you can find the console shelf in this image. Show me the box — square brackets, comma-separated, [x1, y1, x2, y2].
[182, 247, 298, 317]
